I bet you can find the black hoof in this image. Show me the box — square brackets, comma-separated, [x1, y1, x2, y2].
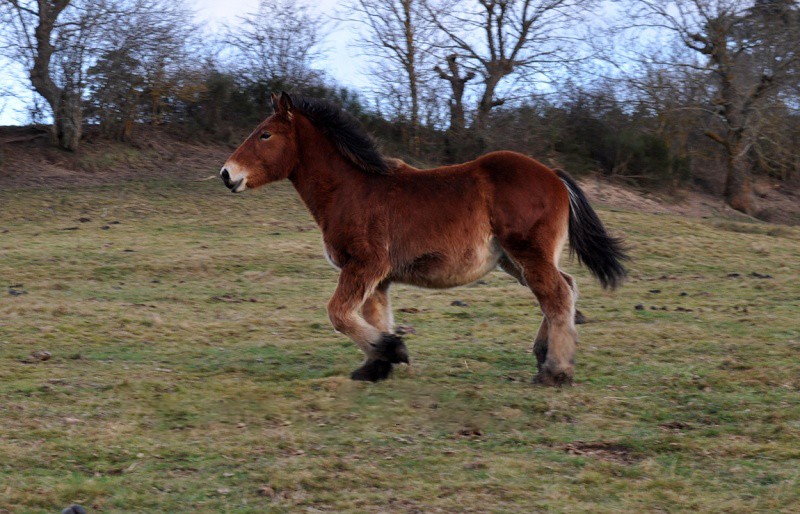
[372, 333, 410, 364]
[350, 359, 393, 382]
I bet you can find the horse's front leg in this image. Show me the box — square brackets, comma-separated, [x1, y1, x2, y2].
[328, 268, 408, 382]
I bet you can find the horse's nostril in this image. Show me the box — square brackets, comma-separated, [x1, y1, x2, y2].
[221, 168, 230, 182]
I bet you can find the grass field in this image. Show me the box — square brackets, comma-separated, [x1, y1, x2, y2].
[1, 178, 799, 513]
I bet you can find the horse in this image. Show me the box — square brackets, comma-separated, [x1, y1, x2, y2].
[220, 92, 627, 386]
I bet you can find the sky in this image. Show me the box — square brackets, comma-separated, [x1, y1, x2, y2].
[0, 0, 369, 125]
[192, 0, 367, 87]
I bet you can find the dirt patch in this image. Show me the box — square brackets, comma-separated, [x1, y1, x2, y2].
[579, 175, 800, 226]
[563, 441, 641, 464]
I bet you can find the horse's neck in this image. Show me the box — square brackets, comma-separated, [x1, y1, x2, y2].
[288, 150, 348, 230]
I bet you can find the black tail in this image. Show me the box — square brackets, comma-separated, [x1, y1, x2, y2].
[556, 170, 629, 290]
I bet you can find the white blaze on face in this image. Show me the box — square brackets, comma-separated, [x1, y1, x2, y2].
[220, 161, 249, 192]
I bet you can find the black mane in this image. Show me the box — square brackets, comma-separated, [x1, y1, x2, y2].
[290, 94, 393, 175]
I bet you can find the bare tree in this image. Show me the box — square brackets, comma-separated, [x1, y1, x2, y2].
[0, 0, 194, 150]
[426, 0, 597, 128]
[224, 0, 327, 89]
[434, 54, 475, 133]
[347, 0, 440, 143]
[628, 0, 800, 214]
[86, 1, 195, 137]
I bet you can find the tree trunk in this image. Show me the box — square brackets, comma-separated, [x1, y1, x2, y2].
[27, 0, 79, 151]
[475, 74, 501, 129]
[435, 55, 474, 134]
[401, 0, 420, 155]
[724, 151, 756, 215]
[54, 90, 82, 151]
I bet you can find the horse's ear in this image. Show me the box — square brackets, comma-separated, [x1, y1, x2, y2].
[279, 91, 294, 114]
[271, 92, 280, 113]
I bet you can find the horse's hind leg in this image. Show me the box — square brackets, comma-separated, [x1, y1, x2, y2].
[526, 262, 577, 385]
[499, 253, 528, 286]
[533, 318, 550, 371]
[499, 252, 580, 367]
[328, 270, 408, 382]
[502, 245, 577, 385]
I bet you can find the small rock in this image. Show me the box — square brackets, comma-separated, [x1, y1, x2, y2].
[78, 217, 91, 223]
[464, 461, 487, 470]
[31, 350, 51, 361]
[727, 272, 741, 278]
[258, 485, 276, 498]
[8, 288, 27, 296]
[750, 272, 772, 279]
[634, 304, 645, 311]
[648, 289, 661, 294]
[61, 226, 79, 231]
[451, 300, 468, 307]
[574, 310, 588, 324]
[679, 292, 688, 296]
[457, 426, 483, 437]
[101, 225, 110, 230]
[217, 488, 231, 495]
[396, 325, 416, 335]
[61, 506, 87, 514]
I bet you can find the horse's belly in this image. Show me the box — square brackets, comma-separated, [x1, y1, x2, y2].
[394, 237, 502, 289]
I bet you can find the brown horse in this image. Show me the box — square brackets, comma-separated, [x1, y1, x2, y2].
[221, 92, 627, 386]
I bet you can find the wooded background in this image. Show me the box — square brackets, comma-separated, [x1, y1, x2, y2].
[1, 0, 799, 215]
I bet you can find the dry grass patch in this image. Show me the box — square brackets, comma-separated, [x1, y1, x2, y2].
[1, 179, 799, 512]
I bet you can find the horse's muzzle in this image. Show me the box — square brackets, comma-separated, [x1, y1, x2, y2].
[220, 168, 244, 193]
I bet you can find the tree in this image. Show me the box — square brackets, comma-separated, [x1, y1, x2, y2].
[426, 0, 597, 129]
[0, 0, 194, 150]
[224, 0, 327, 90]
[347, 0, 440, 147]
[85, 1, 195, 138]
[434, 54, 475, 134]
[629, 0, 800, 214]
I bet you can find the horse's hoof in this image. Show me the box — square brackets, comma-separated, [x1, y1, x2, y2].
[373, 333, 410, 364]
[533, 370, 573, 387]
[350, 359, 393, 382]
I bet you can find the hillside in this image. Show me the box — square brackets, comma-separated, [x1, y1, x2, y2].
[2, 125, 799, 226]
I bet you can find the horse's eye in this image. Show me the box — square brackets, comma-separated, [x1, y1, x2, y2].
[260, 131, 271, 140]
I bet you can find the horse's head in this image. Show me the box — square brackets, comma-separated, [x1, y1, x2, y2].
[220, 92, 298, 193]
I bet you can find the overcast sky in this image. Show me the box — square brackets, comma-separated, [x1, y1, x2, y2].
[0, 0, 368, 125]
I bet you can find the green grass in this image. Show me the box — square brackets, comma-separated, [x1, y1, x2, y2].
[1, 179, 799, 513]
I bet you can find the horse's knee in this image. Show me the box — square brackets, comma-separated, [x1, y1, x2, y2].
[328, 308, 350, 333]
